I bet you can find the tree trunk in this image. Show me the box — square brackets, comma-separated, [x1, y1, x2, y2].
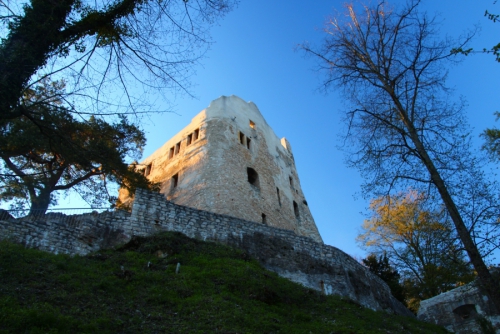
[0, 0, 74, 119]
[397, 102, 500, 314]
[28, 192, 51, 217]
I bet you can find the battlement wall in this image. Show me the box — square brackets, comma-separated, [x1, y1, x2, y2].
[0, 189, 411, 316]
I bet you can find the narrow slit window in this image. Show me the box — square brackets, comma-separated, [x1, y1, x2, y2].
[193, 129, 199, 141]
[144, 163, 152, 177]
[246, 137, 251, 150]
[293, 201, 299, 219]
[169, 147, 174, 159]
[186, 133, 193, 146]
[239, 132, 245, 145]
[289, 176, 294, 188]
[172, 173, 179, 188]
[261, 213, 267, 224]
[249, 120, 255, 129]
[276, 187, 281, 206]
[174, 142, 181, 155]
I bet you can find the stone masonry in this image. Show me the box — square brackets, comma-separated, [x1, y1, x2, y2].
[0, 188, 411, 316]
[119, 95, 322, 243]
[417, 278, 500, 333]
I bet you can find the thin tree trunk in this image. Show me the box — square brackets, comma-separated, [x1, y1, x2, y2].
[397, 103, 500, 314]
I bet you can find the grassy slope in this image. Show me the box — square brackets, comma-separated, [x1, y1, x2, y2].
[0, 232, 447, 334]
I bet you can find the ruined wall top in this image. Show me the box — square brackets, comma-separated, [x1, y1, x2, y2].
[131, 95, 323, 243]
[146, 95, 294, 166]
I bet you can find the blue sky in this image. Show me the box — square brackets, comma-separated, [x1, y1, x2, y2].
[59, 0, 500, 259]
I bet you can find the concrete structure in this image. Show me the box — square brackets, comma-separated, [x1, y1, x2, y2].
[121, 96, 322, 243]
[418, 279, 500, 333]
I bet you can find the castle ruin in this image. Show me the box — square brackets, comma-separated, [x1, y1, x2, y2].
[0, 96, 412, 316]
[121, 95, 322, 243]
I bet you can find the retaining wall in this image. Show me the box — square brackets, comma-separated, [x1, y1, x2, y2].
[0, 189, 411, 316]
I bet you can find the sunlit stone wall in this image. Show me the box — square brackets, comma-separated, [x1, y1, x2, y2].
[120, 96, 322, 243]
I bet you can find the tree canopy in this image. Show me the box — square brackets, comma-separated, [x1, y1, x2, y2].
[0, 0, 236, 120]
[302, 0, 500, 312]
[0, 80, 158, 214]
[358, 191, 475, 312]
[0, 0, 235, 212]
[362, 254, 406, 307]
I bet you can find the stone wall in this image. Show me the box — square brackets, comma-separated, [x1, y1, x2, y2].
[0, 189, 411, 317]
[123, 96, 323, 243]
[417, 279, 500, 333]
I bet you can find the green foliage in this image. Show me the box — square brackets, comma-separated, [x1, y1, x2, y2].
[0, 79, 159, 213]
[363, 254, 406, 306]
[484, 9, 500, 62]
[0, 0, 236, 123]
[358, 191, 475, 312]
[451, 9, 500, 62]
[0, 232, 448, 333]
[0, 0, 233, 212]
[482, 111, 500, 160]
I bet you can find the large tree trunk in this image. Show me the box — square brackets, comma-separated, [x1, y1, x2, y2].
[28, 191, 51, 217]
[0, 0, 142, 120]
[0, 0, 74, 119]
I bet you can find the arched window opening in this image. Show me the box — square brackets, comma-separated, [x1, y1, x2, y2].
[453, 304, 477, 320]
[247, 167, 259, 189]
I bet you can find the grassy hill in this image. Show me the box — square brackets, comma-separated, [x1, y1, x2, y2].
[0, 232, 447, 333]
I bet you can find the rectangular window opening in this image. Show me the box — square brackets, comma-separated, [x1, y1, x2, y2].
[186, 134, 192, 146]
[261, 213, 267, 224]
[172, 173, 179, 188]
[289, 176, 294, 188]
[247, 167, 259, 189]
[276, 187, 281, 206]
[169, 147, 174, 159]
[174, 142, 181, 155]
[246, 137, 251, 150]
[239, 132, 245, 145]
[144, 163, 152, 177]
[193, 129, 199, 141]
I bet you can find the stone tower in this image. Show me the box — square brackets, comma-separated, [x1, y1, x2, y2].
[124, 96, 322, 243]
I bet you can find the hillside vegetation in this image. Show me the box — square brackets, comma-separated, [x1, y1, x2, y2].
[0, 232, 447, 333]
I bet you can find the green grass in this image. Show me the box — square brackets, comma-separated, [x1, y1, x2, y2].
[0, 232, 448, 333]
